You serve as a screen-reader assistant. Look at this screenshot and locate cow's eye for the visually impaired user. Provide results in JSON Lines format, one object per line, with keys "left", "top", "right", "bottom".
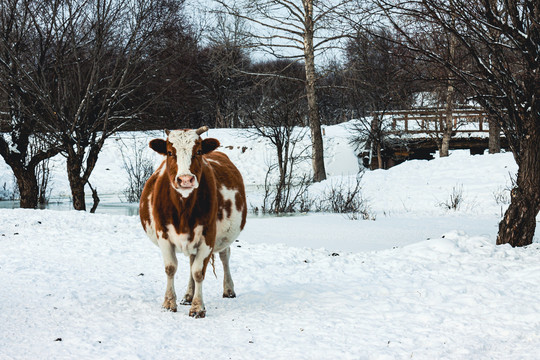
{"left": 197, "top": 150, "right": 202, "bottom": 156}
{"left": 167, "top": 151, "right": 173, "bottom": 156}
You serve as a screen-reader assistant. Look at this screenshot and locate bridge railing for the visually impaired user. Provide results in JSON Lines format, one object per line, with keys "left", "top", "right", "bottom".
{"left": 378, "top": 108, "right": 490, "bottom": 134}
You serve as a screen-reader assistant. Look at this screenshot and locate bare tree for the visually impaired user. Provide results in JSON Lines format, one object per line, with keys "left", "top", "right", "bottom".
{"left": 372, "top": 0, "right": 540, "bottom": 246}
{"left": 118, "top": 135, "right": 155, "bottom": 203}
{"left": 196, "top": 45, "right": 251, "bottom": 128}
{"left": 133, "top": 1, "right": 202, "bottom": 130}
{"left": 197, "top": 12, "right": 251, "bottom": 128}
{"left": 0, "top": 0, "right": 61, "bottom": 208}
{"left": 14, "top": 0, "right": 187, "bottom": 211}
{"left": 244, "top": 60, "right": 310, "bottom": 213}
{"left": 345, "top": 28, "right": 416, "bottom": 169}
{"left": 216, "top": 0, "right": 361, "bottom": 182}
{"left": 420, "top": 20, "right": 472, "bottom": 157}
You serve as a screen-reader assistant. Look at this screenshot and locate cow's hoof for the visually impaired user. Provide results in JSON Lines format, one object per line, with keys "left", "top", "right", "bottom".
{"left": 223, "top": 289, "right": 236, "bottom": 298}
{"left": 162, "top": 299, "right": 177, "bottom": 312}
{"left": 189, "top": 309, "right": 206, "bottom": 318}
{"left": 180, "top": 294, "right": 193, "bottom": 305}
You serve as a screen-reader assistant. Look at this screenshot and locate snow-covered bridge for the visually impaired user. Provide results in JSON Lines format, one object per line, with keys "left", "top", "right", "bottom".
{"left": 361, "top": 107, "right": 507, "bottom": 169}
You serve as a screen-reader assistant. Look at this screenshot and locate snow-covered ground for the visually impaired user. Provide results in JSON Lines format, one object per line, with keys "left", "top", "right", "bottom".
{"left": 1, "top": 123, "right": 540, "bottom": 359}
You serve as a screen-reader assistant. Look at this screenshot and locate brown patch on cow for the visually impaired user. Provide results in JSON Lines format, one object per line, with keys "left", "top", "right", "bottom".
{"left": 235, "top": 192, "right": 243, "bottom": 212}
{"left": 193, "top": 270, "right": 204, "bottom": 283}
{"left": 202, "top": 138, "right": 220, "bottom": 154}
{"left": 217, "top": 191, "right": 225, "bottom": 221}
{"left": 223, "top": 200, "right": 232, "bottom": 219}
{"left": 165, "top": 265, "right": 176, "bottom": 277}
{"left": 241, "top": 146, "right": 248, "bottom": 153}
{"left": 240, "top": 206, "right": 247, "bottom": 230}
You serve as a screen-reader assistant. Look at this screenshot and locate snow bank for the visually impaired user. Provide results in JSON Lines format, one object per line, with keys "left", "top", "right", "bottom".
{"left": 1, "top": 122, "right": 517, "bottom": 220}
{"left": 0, "top": 123, "right": 361, "bottom": 202}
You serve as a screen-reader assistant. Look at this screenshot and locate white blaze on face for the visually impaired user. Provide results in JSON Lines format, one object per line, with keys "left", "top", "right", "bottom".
{"left": 168, "top": 130, "right": 200, "bottom": 196}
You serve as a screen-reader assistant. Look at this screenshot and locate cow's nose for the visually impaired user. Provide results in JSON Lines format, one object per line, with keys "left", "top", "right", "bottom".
{"left": 178, "top": 175, "right": 195, "bottom": 187}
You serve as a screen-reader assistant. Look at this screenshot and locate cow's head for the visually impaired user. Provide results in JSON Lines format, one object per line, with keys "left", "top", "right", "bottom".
{"left": 149, "top": 126, "right": 220, "bottom": 197}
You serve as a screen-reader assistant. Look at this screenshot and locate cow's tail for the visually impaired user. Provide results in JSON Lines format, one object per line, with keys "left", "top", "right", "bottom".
{"left": 210, "top": 254, "right": 217, "bottom": 278}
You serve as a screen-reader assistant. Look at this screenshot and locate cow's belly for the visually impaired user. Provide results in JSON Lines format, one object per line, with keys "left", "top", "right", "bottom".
{"left": 141, "top": 183, "right": 245, "bottom": 255}
{"left": 144, "top": 220, "right": 205, "bottom": 257}
{"left": 215, "top": 212, "right": 243, "bottom": 253}
{"left": 169, "top": 225, "right": 204, "bottom": 257}
{"left": 145, "top": 216, "right": 241, "bottom": 255}
{"left": 214, "top": 185, "right": 244, "bottom": 253}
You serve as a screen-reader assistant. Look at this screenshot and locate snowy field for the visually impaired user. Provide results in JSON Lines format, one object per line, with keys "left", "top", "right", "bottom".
{"left": 1, "top": 123, "right": 540, "bottom": 359}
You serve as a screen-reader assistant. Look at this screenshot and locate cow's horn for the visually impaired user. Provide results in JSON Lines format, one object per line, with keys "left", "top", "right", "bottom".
{"left": 195, "top": 126, "right": 209, "bottom": 135}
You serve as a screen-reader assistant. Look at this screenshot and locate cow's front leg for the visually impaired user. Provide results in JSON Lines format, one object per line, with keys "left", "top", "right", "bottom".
{"left": 189, "top": 244, "right": 212, "bottom": 318}
{"left": 158, "top": 238, "right": 178, "bottom": 312}
{"left": 180, "top": 255, "right": 195, "bottom": 305}
{"left": 219, "top": 247, "right": 236, "bottom": 298}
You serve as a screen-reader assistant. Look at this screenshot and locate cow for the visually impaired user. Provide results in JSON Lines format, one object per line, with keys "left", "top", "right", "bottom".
{"left": 139, "top": 126, "right": 247, "bottom": 318}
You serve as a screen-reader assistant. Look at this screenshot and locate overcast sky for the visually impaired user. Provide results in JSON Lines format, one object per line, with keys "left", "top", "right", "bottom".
{"left": 183, "top": 0, "right": 348, "bottom": 66}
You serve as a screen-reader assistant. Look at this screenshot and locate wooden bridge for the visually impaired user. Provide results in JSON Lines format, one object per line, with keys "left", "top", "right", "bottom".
{"left": 361, "top": 107, "right": 506, "bottom": 169}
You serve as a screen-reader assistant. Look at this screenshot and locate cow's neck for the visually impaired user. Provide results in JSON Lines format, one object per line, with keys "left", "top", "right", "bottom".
{"left": 170, "top": 167, "right": 216, "bottom": 218}
{"left": 175, "top": 187, "right": 198, "bottom": 213}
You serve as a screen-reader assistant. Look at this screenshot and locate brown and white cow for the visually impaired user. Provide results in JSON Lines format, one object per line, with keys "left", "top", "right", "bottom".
{"left": 139, "top": 126, "right": 247, "bottom": 318}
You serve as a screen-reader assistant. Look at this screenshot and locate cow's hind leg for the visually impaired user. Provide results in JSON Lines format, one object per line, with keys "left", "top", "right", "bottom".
{"left": 180, "top": 255, "right": 195, "bottom": 305}
{"left": 158, "top": 238, "right": 178, "bottom": 312}
{"left": 219, "top": 247, "right": 236, "bottom": 298}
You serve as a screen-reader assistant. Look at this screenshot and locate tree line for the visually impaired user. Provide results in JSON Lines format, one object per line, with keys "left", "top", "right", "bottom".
{"left": 0, "top": 0, "right": 414, "bottom": 210}
{"left": 1, "top": 0, "right": 538, "bottom": 248}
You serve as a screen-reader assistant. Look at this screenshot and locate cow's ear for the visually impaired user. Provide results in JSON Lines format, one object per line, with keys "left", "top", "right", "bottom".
{"left": 149, "top": 139, "right": 167, "bottom": 155}
{"left": 201, "top": 138, "right": 220, "bottom": 154}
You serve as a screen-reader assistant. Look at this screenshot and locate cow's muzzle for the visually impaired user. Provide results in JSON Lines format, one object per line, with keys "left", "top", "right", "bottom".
{"left": 177, "top": 175, "right": 196, "bottom": 189}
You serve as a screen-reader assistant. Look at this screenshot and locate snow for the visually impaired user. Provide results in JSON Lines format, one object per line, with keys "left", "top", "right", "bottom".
{"left": 2, "top": 210, "right": 540, "bottom": 359}
{"left": 1, "top": 122, "right": 540, "bottom": 359}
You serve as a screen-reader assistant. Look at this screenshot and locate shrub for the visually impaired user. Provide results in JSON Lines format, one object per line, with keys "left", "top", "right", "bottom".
{"left": 317, "top": 174, "right": 375, "bottom": 220}
{"left": 118, "top": 135, "right": 155, "bottom": 203}
{"left": 438, "top": 184, "right": 464, "bottom": 211}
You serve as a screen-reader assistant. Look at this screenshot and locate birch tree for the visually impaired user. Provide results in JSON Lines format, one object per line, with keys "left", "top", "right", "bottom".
{"left": 216, "top": 0, "right": 359, "bottom": 182}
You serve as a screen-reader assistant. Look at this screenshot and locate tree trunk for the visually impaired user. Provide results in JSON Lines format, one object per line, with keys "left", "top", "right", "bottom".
{"left": 13, "top": 167, "right": 39, "bottom": 209}
{"left": 303, "top": 0, "right": 326, "bottom": 182}
{"left": 65, "top": 141, "right": 103, "bottom": 211}
{"left": 66, "top": 155, "right": 86, "bottom": 211}
{"left": 215, "top": 105, "right": 225, "bottom": 129}
{"left": 440, "top": 123, "right": 452, "bottom": 157}
{"left": 440, "top": 86, "right": 454, "bottom": 157}
{"left": 376, "top": 142, "right": 383, "bottom": 169}
{"left": 497, "top": 130, "right": 540, "bottom": 247}
{"left": 441, "top": 26, "right": 456, "bottom": 158}
{"left": 70, "top": 179, "right": 86, "bottom": 211}
{"left": 488, "top": 117, "right": 501, "bottom": 154}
